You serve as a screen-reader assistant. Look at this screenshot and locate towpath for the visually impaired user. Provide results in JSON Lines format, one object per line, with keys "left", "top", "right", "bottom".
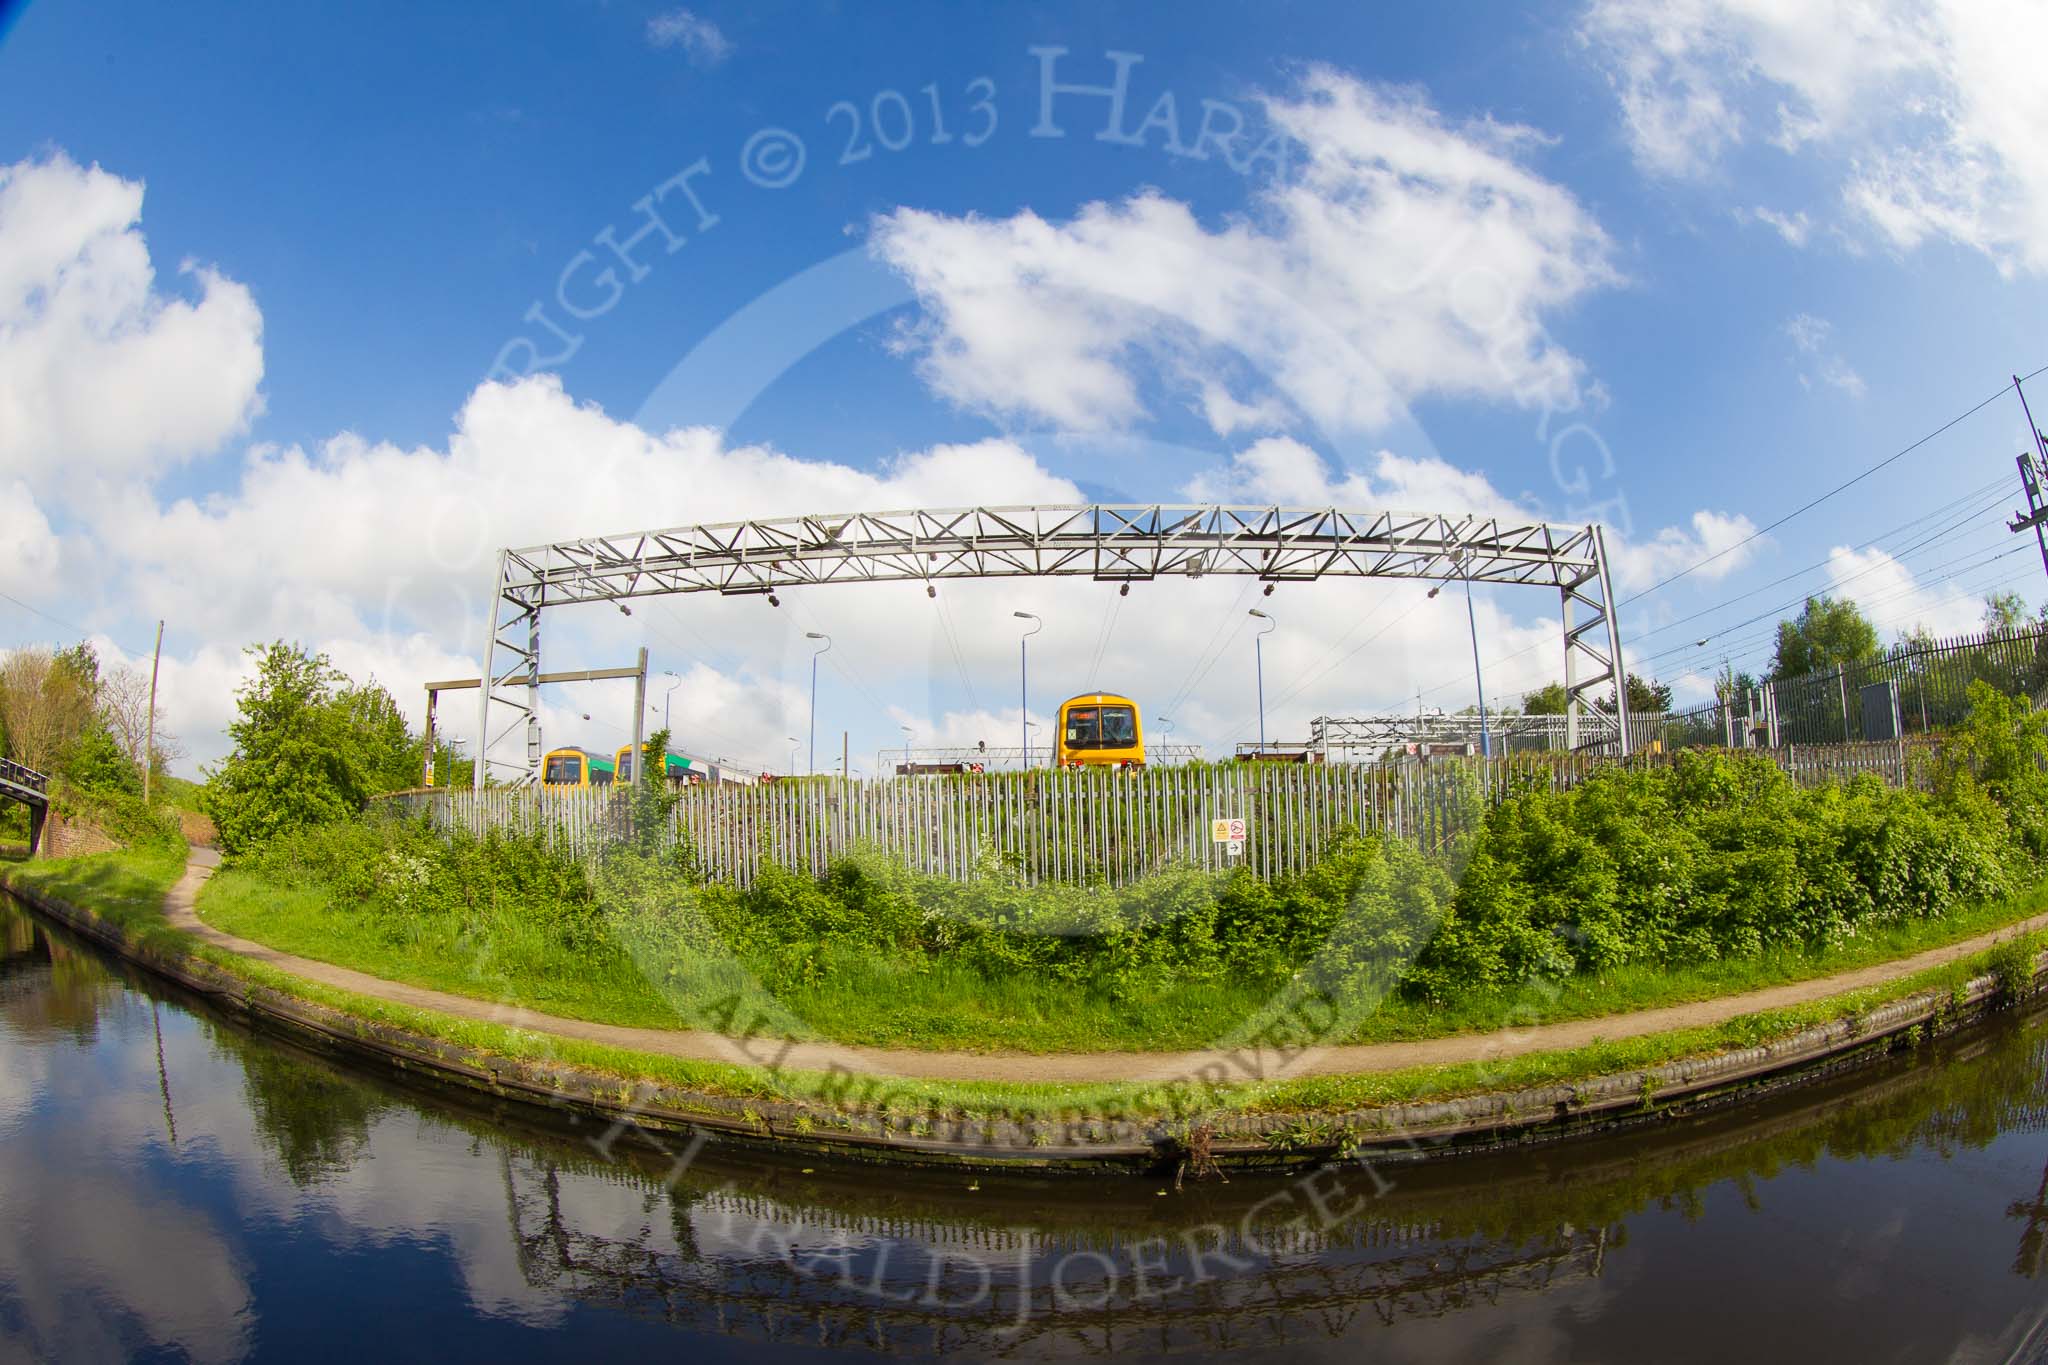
{"left": 161, "top": 848, "right": 2048, "bottom": 1085}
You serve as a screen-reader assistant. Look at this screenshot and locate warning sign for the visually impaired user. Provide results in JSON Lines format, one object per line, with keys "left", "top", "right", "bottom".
{"left": 1210, "top": 818, "right": 1247, "bottom": 845}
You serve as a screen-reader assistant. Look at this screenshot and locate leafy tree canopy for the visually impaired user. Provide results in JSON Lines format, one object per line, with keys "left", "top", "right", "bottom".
{"left": 1984, "top": 590, "right": 2029, "bottom": 637}
{"left": 202, "top": 643, "right": 428, "bottom": 855}
{"left": 1519, "top": 675, "right": 1670, "bottom": 715}
{"left": 1770, "top": 595, "right": 1880, "bottom": 680}
{"left": 1521, "top": 682, "right": 1567, "bottom": 715}
{"left": 1625, "top": 673, "right": 1673, "bottom": 714}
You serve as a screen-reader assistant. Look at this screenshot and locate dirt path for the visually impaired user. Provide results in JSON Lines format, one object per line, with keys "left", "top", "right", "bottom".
{"left": 164, "top": 850, "right": 2048, "bottom": 1086}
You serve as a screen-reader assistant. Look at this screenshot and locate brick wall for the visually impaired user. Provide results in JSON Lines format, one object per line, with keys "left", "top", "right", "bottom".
{"left": 36, "top": 813, "right": 121, "bottom": 860}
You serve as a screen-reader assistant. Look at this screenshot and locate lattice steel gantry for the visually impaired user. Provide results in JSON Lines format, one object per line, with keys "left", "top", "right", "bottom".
{"left": 475, "top": 504, "right": 1632, "bottom": 786}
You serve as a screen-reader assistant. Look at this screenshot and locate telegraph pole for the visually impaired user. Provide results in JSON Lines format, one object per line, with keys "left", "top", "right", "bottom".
{"left": 2009, "top": 375, "right": 2048, "bottom": 583}
{"left": 143, "top": 620, "right": 163, "bottom": 803}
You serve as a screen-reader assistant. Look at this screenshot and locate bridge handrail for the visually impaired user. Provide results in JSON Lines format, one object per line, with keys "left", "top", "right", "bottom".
{"left": 0, "top": 757, "right": 49, "bottom": 797}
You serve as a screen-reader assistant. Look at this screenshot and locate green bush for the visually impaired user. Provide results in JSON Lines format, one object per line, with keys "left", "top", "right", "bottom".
{"left": 1399, "top": 744, "right": 2036, "bottom": 1004}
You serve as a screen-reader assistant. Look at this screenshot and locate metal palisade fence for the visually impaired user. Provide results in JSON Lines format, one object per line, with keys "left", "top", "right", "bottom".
{"left": 380, "top": 739, "right": 1936, "bottom": 890}
{"left": 1653, "top": 624, "right": 2048, "bottom": 750}
{"left": 1768, "top": 625, "right": 2048, "bottom": 743}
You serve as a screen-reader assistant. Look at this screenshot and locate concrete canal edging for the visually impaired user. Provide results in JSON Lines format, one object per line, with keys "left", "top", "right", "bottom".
{"left": 6, "top": 860, "right": 2046, "bottom": 1175}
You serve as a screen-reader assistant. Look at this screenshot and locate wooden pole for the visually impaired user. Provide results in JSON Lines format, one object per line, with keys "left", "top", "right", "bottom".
{"left": 143, "top": 620, "right": 163, "bottom": 803}
{"left": 422, "top": 687, "right": 438, "bottom": 787}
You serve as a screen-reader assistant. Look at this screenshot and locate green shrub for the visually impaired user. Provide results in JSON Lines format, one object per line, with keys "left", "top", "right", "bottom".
{"left": 1398, "top": 743, "right": 2031, "bottom": 1003}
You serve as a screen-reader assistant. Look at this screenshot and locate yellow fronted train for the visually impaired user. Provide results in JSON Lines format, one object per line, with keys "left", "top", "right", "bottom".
{"left": 1055, "top": 693, "right": 1145, "bottom": 768}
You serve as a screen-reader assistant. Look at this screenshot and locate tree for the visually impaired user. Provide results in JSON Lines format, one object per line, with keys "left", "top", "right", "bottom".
{"left": 1625, "top": 673, "right": 1673, "bottom": 714}
{"left": 0, "top": 645, "right": 98, "bottom": 773}
{"left": 1984, "top": 590, "right": 2028, "bottom": 637}
{"left": 1770, "top": 595, "right": 1880, "bottom": 680}
{"left": 1714, "top": 662, "right": 1760, "bottom": 704}
{"left": 202, "top": 643, "right": 368, "bottom": 855}
{"left": 67, "top": 726, "right": 143, "bottom": 796}
{"left": 98, "top": 663, "right": 184, "bottom": 786}
{"left": 623, "top": 727, "right": 679, "bottom": 854}
{"left": 1519, "top": 676, "right": 1669, "bottom": 715}
{"left": 1521, "top": 682, "right": 1568, "bottom": 715}
{"left": 327, "top": 678, "right": 418, "bottom": 795}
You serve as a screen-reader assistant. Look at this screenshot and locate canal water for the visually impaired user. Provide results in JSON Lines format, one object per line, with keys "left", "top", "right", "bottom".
{"left": 6, "top": 893, "right": 2048, "bottom": 1363}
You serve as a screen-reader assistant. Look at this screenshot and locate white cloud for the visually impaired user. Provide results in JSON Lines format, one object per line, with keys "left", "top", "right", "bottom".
{"left": 1180, "top": 436, "right": 1759, "bottom": 591}
{"left": 645, "top": 9, "right": 731, "bottom": 66}
{"left": 57, "top": 375, "right": 1097, "bottom": 770}
{"left": 1607, "top": 508, "right": 1762, "bottom": 589}
{"left": 1739, "top": 205, "right": 1812, "bottom": 246}
{"left": 0, "top": 152, "right": 263, "bottom": 501}
{"left": 1582, "top": 0, "right": 2048, "bottom": 275}
{"left": 870, "top": 67, "right": 1618, "bottom": 438}
{"left": 1823, "top": 544, "right": 1984, "bottom": 638}
{"left": 0, "top": 481, "right": 61, "bottom": 594}
{"left": 96, "top": 375, "right": 1084, "bottom": 649}
{"left": 41, "top": 386, "right": 1745, "bottom": 771}
{"left": 1783, "top": 311, "right": 1866, "bottom": 397}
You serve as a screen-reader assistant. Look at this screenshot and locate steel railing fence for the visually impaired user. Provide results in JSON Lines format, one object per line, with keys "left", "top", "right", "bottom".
{"left": 379, "top": 737, "right": 1941, "bottom": 889}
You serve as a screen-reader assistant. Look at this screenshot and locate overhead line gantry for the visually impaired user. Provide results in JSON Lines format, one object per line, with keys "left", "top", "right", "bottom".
{"left": 476, "top": 503, "right": 1632, "bottom": 786}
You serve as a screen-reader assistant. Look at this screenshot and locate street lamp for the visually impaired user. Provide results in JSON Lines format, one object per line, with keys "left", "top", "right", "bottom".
{"left": 1013, "top": 611, "right": 1042, "bottom": 766}
{"left": 1248, "top": 609, "right": 1275, "bottom": 757}
{"left": 787, "top": 736, "right": 799, "bottom": 775}
{"left": 804, "top": 632, "right": 831, "bottom": 774}
{"left": 660, "top": 670, "right": 681, "bottom": 731}
{"left": 900, "top": 724, "right": 914, "bottom": 774}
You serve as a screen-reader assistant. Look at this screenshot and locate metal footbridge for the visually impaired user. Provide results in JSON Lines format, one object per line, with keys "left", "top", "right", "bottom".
{"left": 0, "top": 758, "right": 50, "bottom": 855}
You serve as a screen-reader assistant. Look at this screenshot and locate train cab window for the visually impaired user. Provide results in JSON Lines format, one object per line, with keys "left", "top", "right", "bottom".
{"left": 1065, "top": 705, "right": 1137, "bottom": 750}
{"left": 616, "top": 754, "right": 634, "bottom": 782}
{"left": 1098, "top": 706, "right": 1136, "bottom": 746}
{"left": 544, "top": 754, "right": 581, "bottom": 784}
{"left": 1065, "top": 707, "right": 1097, "bottom": 747}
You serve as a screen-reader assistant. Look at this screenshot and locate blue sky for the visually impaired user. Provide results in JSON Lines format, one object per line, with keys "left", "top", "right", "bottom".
{"left": 3, "top": 0, "right": 2045, "bottom": 776}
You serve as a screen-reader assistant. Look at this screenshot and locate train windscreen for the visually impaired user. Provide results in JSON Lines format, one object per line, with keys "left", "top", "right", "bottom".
{"left": 1065, "top": 705, "right": 1137, "bottom": 749}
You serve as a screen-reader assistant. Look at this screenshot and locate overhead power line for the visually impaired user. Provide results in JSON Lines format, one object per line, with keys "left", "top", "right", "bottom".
{"left": 1620, "top": 361, "right": 2048, "bottom": 607}
{"left": 1410, "top": 366, "right": 2048, "bottom": 708}
{"left": 0, "top": 589, "right": 151, "bottom": 660}
{"left": 1620, "top": 474, "right": 2010, "bottom": 653}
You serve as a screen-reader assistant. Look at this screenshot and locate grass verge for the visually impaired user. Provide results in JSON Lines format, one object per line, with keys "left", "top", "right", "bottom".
{"left": 196, "top": 858, "right": 2048, "bottom": 1055}
{"left": 3, "top": 846, "right": 189, "bottom": 936}
{"left": 12, "top": 849, "right": 2045, "bottom": 1131}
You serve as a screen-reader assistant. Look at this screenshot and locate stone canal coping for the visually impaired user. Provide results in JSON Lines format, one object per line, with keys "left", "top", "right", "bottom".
{"left": 6, "top": 851, "right": 2047, "bottom": 1174}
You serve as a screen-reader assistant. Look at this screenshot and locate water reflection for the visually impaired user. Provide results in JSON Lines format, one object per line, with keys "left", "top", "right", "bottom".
{"left": 5, "top": 892, "right": 2048, "bottom": 1362}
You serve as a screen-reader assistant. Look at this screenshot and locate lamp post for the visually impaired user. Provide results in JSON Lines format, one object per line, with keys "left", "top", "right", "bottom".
{"left": 1248, "top": 609, "right": 1275, "bottom": 757}
{"left": 900, "top": 724, "right": 913, "bottom": 774}
{"left": 660, "top": 670, "right": 681, "bottom": 730}
{"left": 804, "top": 632, "right": 831, "bottom": 774}
{"left": 1013, "top": 611, "right": 1042, "bottom": 766}
{"left": 787, "top": 736, "right": 799, "bottom": 775}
